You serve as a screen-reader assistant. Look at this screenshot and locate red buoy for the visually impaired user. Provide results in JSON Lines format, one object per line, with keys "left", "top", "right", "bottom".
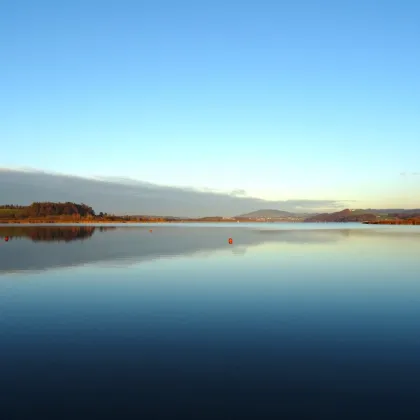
{"left": 150, "top": 229, "right": 153, "bottom": 233}
{"left": 228, "top": 238, "right": 233, "bottom": 244}
{"left": 4, "top": 236, "right": 9, "bottom": 242}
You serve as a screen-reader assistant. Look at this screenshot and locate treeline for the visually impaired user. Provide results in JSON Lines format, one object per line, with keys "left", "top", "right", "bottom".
{"left": 388, "top": 212, "right": 420, "bottom": 219}
{"left": 24, "top": 202, "right": 96, "bottom": 217}
{"left": 0, "top": 202, "right": 171, "bottom": 222}
{"left": 0, "top": 202, "right": 97, "bottom": 218}
{"left": 0, "top": 205, "right": 26, "bottom": 209}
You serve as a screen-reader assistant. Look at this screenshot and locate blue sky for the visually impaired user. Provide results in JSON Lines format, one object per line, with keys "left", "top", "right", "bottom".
{"left": 1, "top": 0, "right": 419, "bottom": 209}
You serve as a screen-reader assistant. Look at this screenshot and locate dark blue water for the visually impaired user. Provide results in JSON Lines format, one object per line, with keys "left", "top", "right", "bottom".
{"left": 1, "top": 224, "right": 420, "bottom": 419}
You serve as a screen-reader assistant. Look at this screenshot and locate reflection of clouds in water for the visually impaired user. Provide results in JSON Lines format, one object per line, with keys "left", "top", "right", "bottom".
{"left": 253, "top": 229, "right": 345, "bottom": 244}
{"left": 231, "top": 246, "right": 247, "bottom": 256}
{"left": 2, "top": 225, "right": 420, "bottom": 274}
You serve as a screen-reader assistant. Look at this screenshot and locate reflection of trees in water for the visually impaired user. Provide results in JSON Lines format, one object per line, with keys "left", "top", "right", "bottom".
{"left": 0, "top": 226, "right": 102, "bottom": 242}
{"left": 98, "top": 226, "right": 116, "bottom": 232}
{"left": 30, "top": 227, "right": 96, "bottom": 242}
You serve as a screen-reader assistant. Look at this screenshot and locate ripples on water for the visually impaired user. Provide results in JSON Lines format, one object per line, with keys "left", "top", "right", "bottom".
{"left": 1, "top": 224, "right": 420, "bottom": 419}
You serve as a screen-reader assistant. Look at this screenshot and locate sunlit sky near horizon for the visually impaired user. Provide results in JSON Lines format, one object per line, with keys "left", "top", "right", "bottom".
{"left": 1, "top": 0, "right": 420, "bottom": 209}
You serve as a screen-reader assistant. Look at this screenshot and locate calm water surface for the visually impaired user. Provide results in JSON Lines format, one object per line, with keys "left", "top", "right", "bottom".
{"left": 1, "top": 223, "right": 420, "bottom": 419}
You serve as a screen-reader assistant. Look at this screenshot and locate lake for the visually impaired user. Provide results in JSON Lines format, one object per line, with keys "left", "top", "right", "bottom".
{"left": 1, "top": 223, "right": 420, "bottom": 419}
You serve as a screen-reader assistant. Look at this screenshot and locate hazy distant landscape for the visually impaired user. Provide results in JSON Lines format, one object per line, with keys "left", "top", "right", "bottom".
{"left": 1, "top": 194, "right": 420, "bottom": 225}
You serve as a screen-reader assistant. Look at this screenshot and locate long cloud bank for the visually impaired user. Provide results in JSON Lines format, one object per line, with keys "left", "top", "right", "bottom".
{"left": 0, "top": 168, "right": 349, "bottom": 217}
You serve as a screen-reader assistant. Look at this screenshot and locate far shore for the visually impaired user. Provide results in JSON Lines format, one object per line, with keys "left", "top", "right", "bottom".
{"left": 1, "top": 218, "right": 418, "bottom": 226}
{"left": 362, "top": 221, "right": 420, "bottom": 225}
{"left": 0, "top": 219, "right": 300, "bottom": 225}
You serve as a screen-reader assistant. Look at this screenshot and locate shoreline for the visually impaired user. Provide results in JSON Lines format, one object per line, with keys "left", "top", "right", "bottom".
{"left": 362, "top": 221, "right": 420, "bottom": 225}
{"left": 0, "top": 220, "right": 301, "bottom": 225}
{"left": 1, "top": 219, "right": 418, "bottom": 226}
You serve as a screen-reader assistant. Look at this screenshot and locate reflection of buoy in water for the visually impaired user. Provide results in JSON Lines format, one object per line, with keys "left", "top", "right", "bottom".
{"left": 228, "top": 238, "right": 233, "bottom": 244}
{"left": 4, "top": 236, "right": 9, "bottom": 242}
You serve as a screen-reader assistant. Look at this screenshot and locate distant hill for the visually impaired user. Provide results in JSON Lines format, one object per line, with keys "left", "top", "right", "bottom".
{"left": 304, "top": 208, "right": 420, "bottom": 223}
{"left": 237, "top": 209, "right": 298, "bottom": 218}
{"left": 304, "top": 209, "right": 378, "bottom": 223}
